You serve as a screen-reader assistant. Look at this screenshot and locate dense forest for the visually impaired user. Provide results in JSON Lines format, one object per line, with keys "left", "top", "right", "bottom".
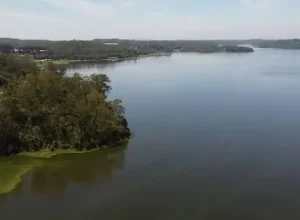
{"left": 0, "top": 38, "right": 146, "bottom": 60}
{"left": 0, "top": 38, "right": 255, "bottom": 61}
{"left": 0, "top": 54, "right": 130, "bottom": 156}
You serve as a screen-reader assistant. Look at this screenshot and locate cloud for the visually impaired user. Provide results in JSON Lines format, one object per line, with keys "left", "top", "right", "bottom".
{"left": 39, "top": 0, "right": 116, "bottom": 16}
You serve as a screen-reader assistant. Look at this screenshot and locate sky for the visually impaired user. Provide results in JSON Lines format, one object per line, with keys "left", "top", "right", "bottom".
{"left": 0, "top": 0, "right": 299, "bottom": 40}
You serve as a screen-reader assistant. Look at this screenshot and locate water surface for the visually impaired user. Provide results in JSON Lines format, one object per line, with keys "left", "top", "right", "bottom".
{"left": 1, "top": 49, "right": 300, "bottom": 219}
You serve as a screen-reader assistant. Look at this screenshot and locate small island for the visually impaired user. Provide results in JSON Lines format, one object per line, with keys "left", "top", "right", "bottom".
{"left": 0, "top": 54, "right": 131, "bottom": 156}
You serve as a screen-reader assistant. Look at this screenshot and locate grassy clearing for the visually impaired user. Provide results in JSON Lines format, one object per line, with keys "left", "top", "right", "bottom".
{"left": 35, "top": 59, "right": 71, "bottom": 65}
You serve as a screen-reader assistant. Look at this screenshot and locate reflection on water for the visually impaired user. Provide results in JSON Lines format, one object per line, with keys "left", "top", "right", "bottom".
{"left": 30, "top": 146, "right": 127, "bottom": 196}
{"left": 66, "top": 55, "right": 171, "bottom": 77}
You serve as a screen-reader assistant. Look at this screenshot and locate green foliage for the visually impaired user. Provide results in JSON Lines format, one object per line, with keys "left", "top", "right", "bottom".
{"left": 0, "top": 55, "right": 130, "bottom": 155}
{"left": 45, "top": 62, "right": 67, "bottom": 76}
{"left": 0, "top": 38, "right": 259, "bottom": 61}
{"left": 252, "top": 39, "right": 300, "bottom": 49}
{"left": 0, "top": 54, "right": 38, "bottom": 78}
{"left": 1, "top": 38, "right": 142, "bottom": 60}
{"left": 89, "top": 73, "right": 111, "bottom": 97}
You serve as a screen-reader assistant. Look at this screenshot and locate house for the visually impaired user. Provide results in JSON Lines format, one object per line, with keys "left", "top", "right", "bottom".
{"left": 104, "top": 43, "right": 119, "bottom": 46}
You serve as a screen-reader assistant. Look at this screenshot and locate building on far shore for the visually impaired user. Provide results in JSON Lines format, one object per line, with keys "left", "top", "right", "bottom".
{"left": 104, "top": 42, "right": 119, "bottom": 46}
{"left": 0, "top": 45, "right": 47, "bottom": 55}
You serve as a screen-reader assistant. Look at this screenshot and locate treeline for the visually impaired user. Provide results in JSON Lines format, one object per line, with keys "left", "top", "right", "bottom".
{"left": 0, "top": 38, "right": 256, "bottom": 61}
{"left": 0, "top": 38, "right": 148, "bottom": 60}
{"left": 0, "top": 54, "right": 39, "bottom": 85}
{"left": 0, "top": 54, "right": 130, "bottom": 156}
{"left": 101, "top": 39, "right": 253, "bottom": 53}
{"left": 2, "top": 38, "right": 300, "bottom": 61}
{"left": 250, "top": 39, "right": 300, "bottom": 49}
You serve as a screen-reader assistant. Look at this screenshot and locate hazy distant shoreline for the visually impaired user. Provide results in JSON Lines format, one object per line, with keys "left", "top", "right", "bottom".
{"left": 0, "top": 38, "right": 298, "bottom": 62}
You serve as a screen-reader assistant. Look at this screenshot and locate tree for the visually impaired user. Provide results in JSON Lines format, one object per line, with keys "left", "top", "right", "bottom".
{"left": 0, "top": 54, "right": 38, "bottom": 78}
{"left": 46, "top": 62, "right": 67, "bottom": 76}
{"left": 89, "top": 74, "right": 111, "bottom": 97}
{"left": 0, "top": 55, "right": 130, "bottom": 155}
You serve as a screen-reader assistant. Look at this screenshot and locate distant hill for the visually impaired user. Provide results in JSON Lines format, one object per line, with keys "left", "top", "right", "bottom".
{"left": 12, "top": 37, "right": 300, "bottom": 60}
{"left": 249, "top": 39, "right": 300, "bottom": 49}
{"left": 0, "top": 38, "right": 256, "bottom": 60}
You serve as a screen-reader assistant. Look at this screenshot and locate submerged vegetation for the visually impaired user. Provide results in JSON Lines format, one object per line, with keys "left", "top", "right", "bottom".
{"left": 0, "top": 156, "right": 42, "bottom": 194}
{"left": 0, "top": 54, "right": 130, "bottom": 156}
{"left": 0, "top": 144, "right": 127, "bottom": 195}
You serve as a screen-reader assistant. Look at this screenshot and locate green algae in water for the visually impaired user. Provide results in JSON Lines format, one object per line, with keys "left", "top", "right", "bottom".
{"left": 0, "top": 146, "right": 127, "bottom": 195}
{"left": 0, "top": 157, "right": 43, "bottom": 194}
{"left": 0, "top": 149, "right": 95, "bottom": 194}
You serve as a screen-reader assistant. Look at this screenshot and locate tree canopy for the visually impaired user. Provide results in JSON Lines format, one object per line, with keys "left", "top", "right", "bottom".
{"left": 0, "top": 54, "right": 39, "bottom": 85}
{"left": 0, "top": 54, "right": 130, "bottom": 156}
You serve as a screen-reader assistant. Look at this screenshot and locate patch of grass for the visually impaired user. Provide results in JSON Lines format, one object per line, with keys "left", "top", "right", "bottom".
{"left": 51, "top": 60, "right": 70, "bottom": 65}
{"left": 138, "top": 53, "right": 171, "bottom": 58}
{"left": 19, "top": 148, "right": 99, "bottom": 159}
{"left": 35, "top": 59, "right": 70, "bottom": 65}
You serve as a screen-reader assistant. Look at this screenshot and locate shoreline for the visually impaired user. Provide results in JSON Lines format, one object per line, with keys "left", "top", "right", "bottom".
{"left": 18, "top": 148, "right": 100, "bottom": 159}
{"left": 34, "top": 53, "right": 172, "bottom": 65}
{"left": 34, "top": 49, "right": 253, "bottom": 65}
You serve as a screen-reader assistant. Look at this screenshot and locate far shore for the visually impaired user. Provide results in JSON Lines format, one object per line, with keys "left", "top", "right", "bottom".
{"left": 34, "top": 47, "right": 254, "bottom": 65}
{"left": 35, "top": 53, "right": 172, "bottom": 65}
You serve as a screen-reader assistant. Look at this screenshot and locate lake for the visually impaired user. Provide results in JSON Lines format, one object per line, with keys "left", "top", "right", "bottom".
{"left": 2, "top": 48, "right": 300, "bottom": 219}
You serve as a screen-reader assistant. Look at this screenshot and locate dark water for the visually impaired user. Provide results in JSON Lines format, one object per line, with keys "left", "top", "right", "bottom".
{"left": 2, "top": 49, "right": 300, "bottom": 219}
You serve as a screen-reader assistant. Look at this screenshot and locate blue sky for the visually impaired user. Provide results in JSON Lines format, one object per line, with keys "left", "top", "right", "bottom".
{"left": 0, "top": 0, "right": 299, "bottom": 40}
